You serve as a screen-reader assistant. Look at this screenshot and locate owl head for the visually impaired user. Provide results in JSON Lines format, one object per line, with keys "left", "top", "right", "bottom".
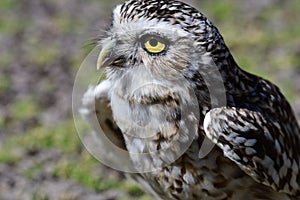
{"left": 97, "top": 0, "right": 229, "bottom": 85}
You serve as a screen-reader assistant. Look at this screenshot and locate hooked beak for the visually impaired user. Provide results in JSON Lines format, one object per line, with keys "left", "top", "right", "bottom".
{"left": 97, "top": 39, "right": 125, "bottom": 70}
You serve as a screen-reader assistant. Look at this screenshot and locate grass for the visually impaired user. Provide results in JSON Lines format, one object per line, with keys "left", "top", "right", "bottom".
{"left": 0, "top": 0, "right": 17, "bottom": 10}
{"left": 0, "top": 73, "right": 11, "bottom": 94}
{"left": 10, "top": 98, "right": 40, "bottom": 122}
{"left": 0, "top": 118, "right": 148, "bottom": 198}
{"left": 0, "top": 120, "right": 79, "bottom": 164}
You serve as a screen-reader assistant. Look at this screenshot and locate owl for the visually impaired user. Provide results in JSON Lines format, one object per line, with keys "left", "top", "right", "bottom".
{"left": 80, "top": 0, "right": 300, "bottom": 199}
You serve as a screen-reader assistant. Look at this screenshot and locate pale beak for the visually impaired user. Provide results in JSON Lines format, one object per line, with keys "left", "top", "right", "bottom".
{"left": 97, "top": 39, "right": 122, "bottom": 70}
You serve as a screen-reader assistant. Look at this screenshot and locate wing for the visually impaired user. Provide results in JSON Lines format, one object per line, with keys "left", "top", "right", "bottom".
{"left": 203, "top": 106, "right": 300, "bottom": 196}
{"left": 80, "top": 80, "right": 126, "bottom": 151}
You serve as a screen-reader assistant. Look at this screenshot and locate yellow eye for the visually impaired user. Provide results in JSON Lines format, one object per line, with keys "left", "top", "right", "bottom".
{"left": 144, "top": 39, "right": 166, "bottom": 53}
{"left": 141, "top": 34, "right": 168, "bottom": 55}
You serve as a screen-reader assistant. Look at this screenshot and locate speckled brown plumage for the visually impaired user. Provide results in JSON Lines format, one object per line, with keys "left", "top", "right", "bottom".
{"left": 81, "top": 0, "right": 300, "bottom": 199}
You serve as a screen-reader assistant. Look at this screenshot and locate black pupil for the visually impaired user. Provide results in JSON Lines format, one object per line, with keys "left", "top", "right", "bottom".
{"left": 149, "top": 38, "right": 158, "bottom": 46}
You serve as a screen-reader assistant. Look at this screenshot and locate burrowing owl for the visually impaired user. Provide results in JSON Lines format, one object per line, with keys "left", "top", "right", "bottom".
{"left": 81, "top": 0, "right": 300, "bottom": 199}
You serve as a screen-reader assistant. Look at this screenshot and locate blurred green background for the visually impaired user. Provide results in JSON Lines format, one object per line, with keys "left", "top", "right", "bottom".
{"left": 0, "top": 0, "right": 299, "bottom": 199}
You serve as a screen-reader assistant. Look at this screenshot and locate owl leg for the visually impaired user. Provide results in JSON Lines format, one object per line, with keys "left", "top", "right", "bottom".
{"left": 203, "top": 107, "right": 300, "bottom": 195}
